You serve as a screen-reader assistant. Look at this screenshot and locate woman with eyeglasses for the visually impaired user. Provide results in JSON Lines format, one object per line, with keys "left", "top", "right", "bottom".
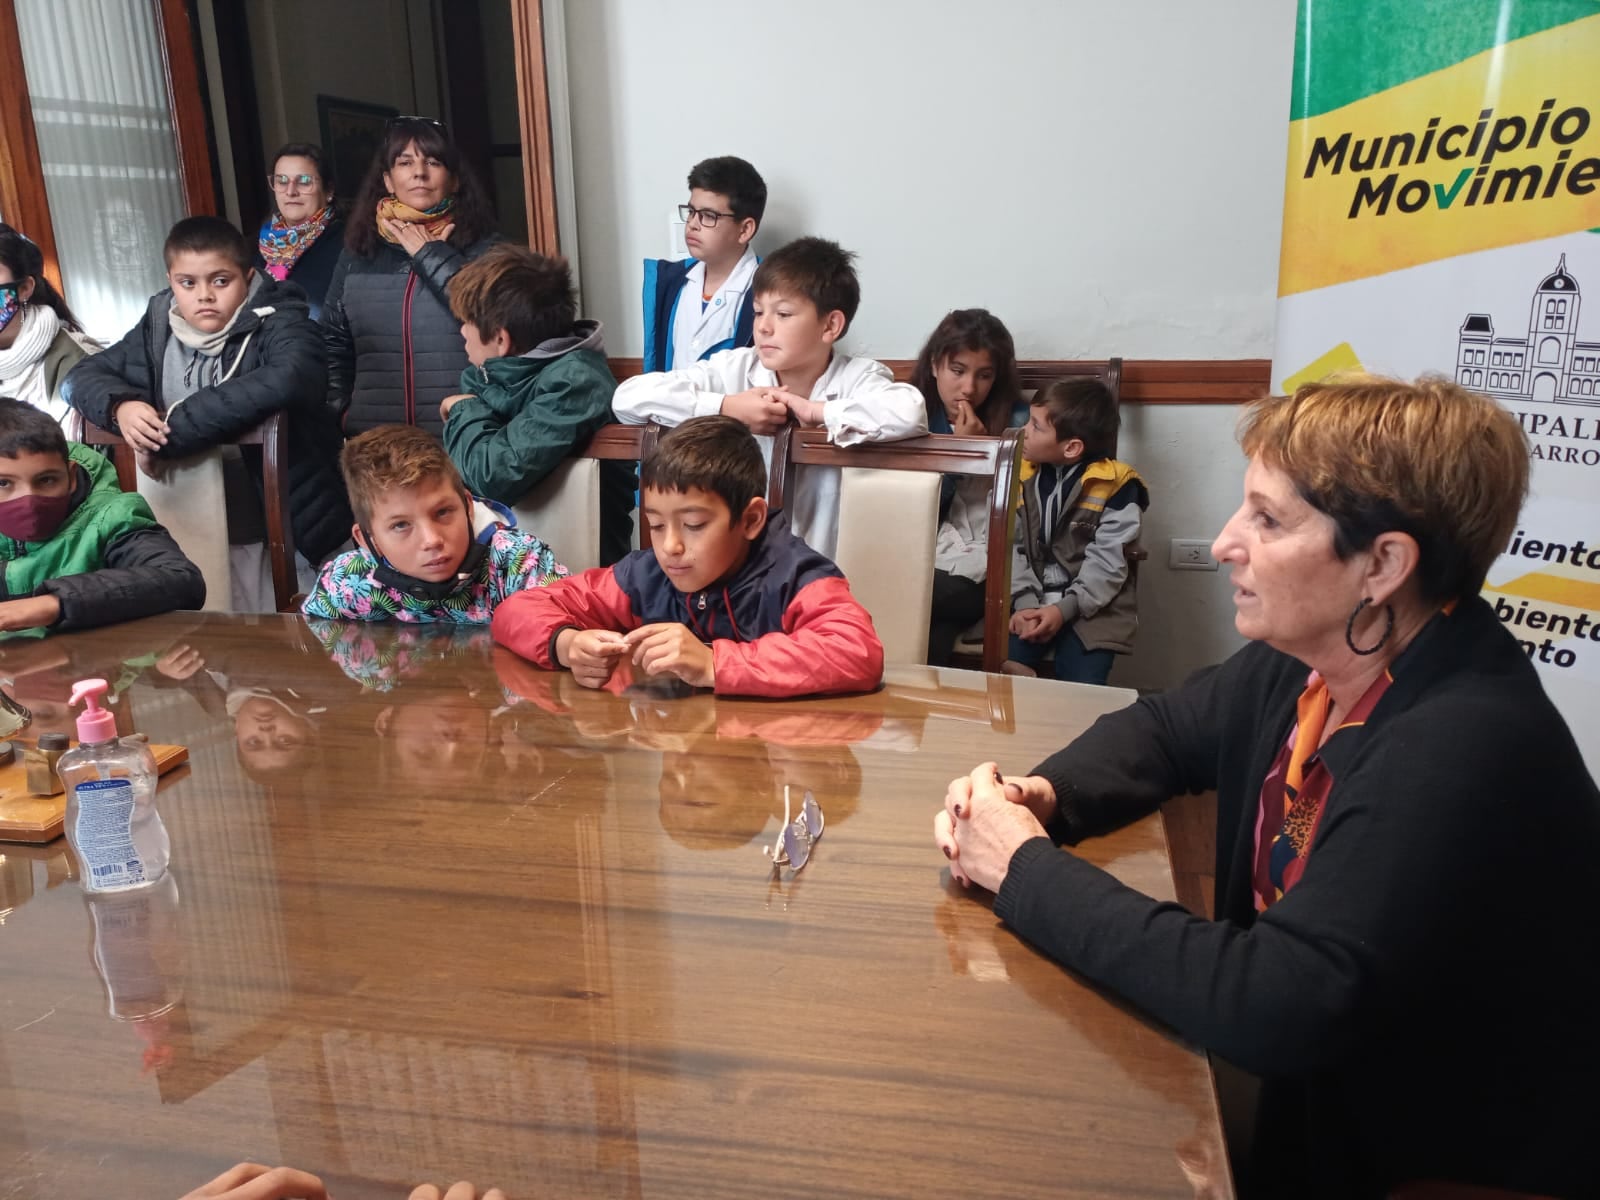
{"left": 0, "top": 224, "right": 97, "bottom": 435}
{"left": 322, "top": 117, "right": 499, "bottom": 437}
{"left": 252, "top": 143, "right": 344, "bottom": 320}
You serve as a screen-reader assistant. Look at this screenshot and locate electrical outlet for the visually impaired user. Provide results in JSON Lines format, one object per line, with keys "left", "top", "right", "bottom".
{"left": 1168, "top": 539, "right": 1218, "bottom": 571}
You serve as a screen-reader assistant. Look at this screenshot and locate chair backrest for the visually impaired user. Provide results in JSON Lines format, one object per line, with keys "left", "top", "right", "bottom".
{"left": 782, "top": 428, "right": 1023, "bottom": 673}
{"left": 82, "top": 413, "right": 299, "bottom": 612}
{"left": 511, "top": 457, "right": 601, "bottom": 575}
{"left": 586, "top": 422, "right": 659, "bottom": 552}
{"left": 831, "top": 468, "right": 942, "bottom": 665}
{"left": 1011, "top": 357, "right": 1125, "bottom": 452}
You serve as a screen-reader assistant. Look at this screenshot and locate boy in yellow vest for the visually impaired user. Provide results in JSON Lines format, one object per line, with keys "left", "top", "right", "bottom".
{"left": 1009, "top": 378, "right": 1149, "bottom": 684}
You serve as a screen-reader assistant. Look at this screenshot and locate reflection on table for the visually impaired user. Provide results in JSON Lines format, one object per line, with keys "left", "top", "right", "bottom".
{"left": 0, "top": 613, "right": 1229, "bottom": 1199}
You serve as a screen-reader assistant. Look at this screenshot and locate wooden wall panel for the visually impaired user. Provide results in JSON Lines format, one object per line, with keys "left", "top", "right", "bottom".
{"left": 511, "top": 0, "right": 560, "bottom": 255}
{"left": 606, "top": 357, "right": 1273, "bottom": 404}
{"left": 0, "top": 0, "right": 62, "bottom": 291}
{"left": 153, "top": 0, "right": 218, "bottom": 217}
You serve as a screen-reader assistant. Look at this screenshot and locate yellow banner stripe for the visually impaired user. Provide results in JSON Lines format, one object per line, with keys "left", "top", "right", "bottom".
{"left": 1279, "top": 16, "right": 1600, "bottom": 296}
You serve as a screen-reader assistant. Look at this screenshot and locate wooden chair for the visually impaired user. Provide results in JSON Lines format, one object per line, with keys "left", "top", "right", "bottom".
{"left": 510, "top": 423, "right": 660, "bottom": 571}
{"left": 952, "top": 357, "right": 1139, "bottom": 668}
{"left": 512, "top": 459, "right": 602, "bottom": 573}
{"left": 776, "top": 428, "right": 1024, "bottom": 673}
{"left": 83, "top": 414, "right": 298, "bottom": 613}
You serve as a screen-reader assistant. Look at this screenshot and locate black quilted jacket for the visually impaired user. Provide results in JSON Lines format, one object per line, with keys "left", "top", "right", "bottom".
{"left": 63, "top": 277, "right": 353, "bottom": 562}
{"left": 321, "top": 235, "right": 497, "bottom": 438}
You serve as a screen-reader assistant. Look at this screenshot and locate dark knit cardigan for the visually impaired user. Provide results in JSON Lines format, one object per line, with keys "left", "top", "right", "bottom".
{"left": 995, "top": 596, "right": 1600, "bottom": 1198}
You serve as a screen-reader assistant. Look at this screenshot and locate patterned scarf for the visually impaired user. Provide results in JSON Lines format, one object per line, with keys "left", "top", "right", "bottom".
{"left": 258, "top": 204, "right": 332, "bottom": 281}
{"left": 1253, "top": 669, "right": 1392, "bottom": 909}
{"left": 375, "top": 194, "right": 456, "bottom": 245}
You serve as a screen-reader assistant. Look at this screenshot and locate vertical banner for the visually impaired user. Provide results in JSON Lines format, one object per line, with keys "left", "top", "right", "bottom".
{"left": 1273, "top": 1, "right": 1600, "bottom": 775}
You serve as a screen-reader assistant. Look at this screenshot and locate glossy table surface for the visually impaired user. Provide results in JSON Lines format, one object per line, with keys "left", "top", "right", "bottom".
{"left": 0, "top": 614, "right": 1228, "bottom": 1198}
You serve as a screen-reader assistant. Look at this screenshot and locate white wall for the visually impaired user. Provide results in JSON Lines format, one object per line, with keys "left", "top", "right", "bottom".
{"left": 559, "top": 0, "right": 1299, "bottom": 688}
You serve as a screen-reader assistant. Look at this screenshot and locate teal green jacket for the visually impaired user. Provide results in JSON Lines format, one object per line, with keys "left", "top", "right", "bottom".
{"left": 1, "top": 443, "right": 205, "bottom": 631}
{"left": 441, "top": 320, "right": 634, "bottom": 565}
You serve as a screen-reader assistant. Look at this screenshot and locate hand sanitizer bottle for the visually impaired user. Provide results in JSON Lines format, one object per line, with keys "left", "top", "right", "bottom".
{"left": 59, "top": 678, "right": 168, "bottom": 894}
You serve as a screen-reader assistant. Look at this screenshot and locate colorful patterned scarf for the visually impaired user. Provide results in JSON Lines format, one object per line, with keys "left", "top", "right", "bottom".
{"left": 257, "top": 204, "right": 332, "bottom": 281}
{"left": 375, "top": 194, "right": 456, "bottom": 245}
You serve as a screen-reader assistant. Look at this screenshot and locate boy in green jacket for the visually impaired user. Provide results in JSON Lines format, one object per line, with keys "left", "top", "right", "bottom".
{"left": 439, "top": 244, "right": 633, "bottom": 566}
{"left": 0, "top": 396, "right": 203, "bottom": 634}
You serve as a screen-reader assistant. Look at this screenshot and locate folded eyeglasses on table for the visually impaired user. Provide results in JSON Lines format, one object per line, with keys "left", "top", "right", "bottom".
{"left": 765, "top": 785, "right": 824, "bottom": 871}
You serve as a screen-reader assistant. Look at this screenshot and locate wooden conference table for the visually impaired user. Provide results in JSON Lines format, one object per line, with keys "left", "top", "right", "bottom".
{"left": 0, "top": 614, "right": 1229, "bottom": 1198}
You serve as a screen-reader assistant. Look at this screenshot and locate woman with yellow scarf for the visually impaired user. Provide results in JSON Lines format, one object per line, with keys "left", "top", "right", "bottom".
{"left": 322, "top": 117, "right": 499, "bottom": 437}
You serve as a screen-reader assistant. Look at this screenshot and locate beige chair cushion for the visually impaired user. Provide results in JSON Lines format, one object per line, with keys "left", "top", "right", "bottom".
{"left": 137, "top": 449, "right": 230, "bottom": 612}
{"left": 509, "top": 457, "right": 601, "bottom": 575}
{"left": 830, "top": 467, "right": 940, "bottom": 666}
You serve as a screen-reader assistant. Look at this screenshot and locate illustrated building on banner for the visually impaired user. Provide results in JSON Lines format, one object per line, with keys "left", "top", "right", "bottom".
{"left": 1456, "top": 256, "right": 1600, "bottom": 408}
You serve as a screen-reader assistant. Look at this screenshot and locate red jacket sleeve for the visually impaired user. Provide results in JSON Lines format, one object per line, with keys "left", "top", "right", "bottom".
{"left": 711, "top": 575, "right": 884, "bottom": 698}
{"left": 491, "top": 566, "right": 640, "bottom": 667}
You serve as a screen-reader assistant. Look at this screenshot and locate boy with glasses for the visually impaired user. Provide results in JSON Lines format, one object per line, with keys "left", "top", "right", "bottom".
{"left": 643, "top": 156, "right": 766, "bottom": 372}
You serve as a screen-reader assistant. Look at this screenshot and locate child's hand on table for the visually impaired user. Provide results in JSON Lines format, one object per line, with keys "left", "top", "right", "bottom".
{"left": 556, "top": 628, "right": 629, "bottom": 689}
{"left": 0, "top": 595, "right": 60, "bottom": 632}
{"left": 625, "top": 622, "right": 714, "bottom": 689}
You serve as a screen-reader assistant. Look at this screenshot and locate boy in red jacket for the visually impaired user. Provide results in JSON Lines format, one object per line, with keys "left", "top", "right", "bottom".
{"left": 491, "top": 415, "right": 883, "bottom": 697}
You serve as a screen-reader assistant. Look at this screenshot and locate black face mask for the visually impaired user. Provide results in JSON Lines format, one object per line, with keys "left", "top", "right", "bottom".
{"left": 360, "top": 521, "right": 489, "bottom": 603}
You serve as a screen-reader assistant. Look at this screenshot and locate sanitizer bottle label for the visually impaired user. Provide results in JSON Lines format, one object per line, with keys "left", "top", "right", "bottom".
{"left": 73, "top": 779, "right": 147, "bottom": 887}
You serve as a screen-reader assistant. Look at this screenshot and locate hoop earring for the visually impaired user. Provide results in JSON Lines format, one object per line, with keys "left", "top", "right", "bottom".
{"left": 1345, "top": 598, "right": 1395, "bottom": 656}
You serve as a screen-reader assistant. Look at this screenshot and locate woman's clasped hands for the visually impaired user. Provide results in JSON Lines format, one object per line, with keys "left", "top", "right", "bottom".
{"left": 933, "top": 762, "right": 1057, "bottom": 893}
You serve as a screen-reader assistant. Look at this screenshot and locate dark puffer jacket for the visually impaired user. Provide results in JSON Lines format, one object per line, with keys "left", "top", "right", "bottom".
{"left": 321, "top": 235, "right": 497, "bottom": 438}
{"left": 63, "top": 277, "right": 353, "bottom": 562}
{"left": 250, "top": 215, "right": 346, "bottom": 320}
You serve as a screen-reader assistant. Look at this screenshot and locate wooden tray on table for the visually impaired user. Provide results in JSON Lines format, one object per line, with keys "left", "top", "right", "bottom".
{"left": 0, "top": 743, "right": 189, "bottom": 843}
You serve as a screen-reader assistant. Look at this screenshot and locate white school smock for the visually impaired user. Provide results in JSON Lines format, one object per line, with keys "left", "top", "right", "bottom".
{"left": 669, "top": 248, "right": 759, "bottom": 369}
{"left": 613, "top": 347, "right": 928, "bottom": 559}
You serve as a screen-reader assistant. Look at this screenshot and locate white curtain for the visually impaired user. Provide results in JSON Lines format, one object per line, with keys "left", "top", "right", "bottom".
{"left": 14, "top": 0, "right": 187, "bottom": 344}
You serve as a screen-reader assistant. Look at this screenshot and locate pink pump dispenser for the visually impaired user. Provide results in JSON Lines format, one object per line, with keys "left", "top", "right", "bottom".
{"left": 58, "top": 677, "right": 168, "bottom": 893}
{"left": 69, "top": 678, "right": 117, "bottom": 744}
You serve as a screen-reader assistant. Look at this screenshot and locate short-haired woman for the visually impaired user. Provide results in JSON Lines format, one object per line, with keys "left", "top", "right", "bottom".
{"left": 934, "top": 375, "right": 1600, "bottom": 1197}
{"left": 253, "top": 142, "right": 344, "bottom": 319}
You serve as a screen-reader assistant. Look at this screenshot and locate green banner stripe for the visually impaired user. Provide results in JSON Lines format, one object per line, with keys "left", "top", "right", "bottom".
{"left": 1290, "top": 0, "right": 1600, "bottom": 121}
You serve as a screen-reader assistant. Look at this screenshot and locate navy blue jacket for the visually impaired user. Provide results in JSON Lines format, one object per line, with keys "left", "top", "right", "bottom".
{"left": 641, "top": 257, "right": 757, "bottom": 373}
{"left": 492, "top": 512, "right": 884, "bottom": 697}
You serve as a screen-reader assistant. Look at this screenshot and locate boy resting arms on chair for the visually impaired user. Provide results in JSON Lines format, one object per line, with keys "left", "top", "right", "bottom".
{"left": 612, "top": 237, "right": 926, "bottom": 560}
{"left": 492, "top": 416, "right": 883, "bottom": 697}
{"left": 437, "top": 243, "right": 632, "bottom": 566}
{"left": 63, "top": 216, "right": 350, "bottom": 610}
